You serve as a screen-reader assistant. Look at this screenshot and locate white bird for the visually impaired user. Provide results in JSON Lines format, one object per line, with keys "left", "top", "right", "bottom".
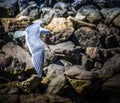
{"left": 14, "top": 21, "right": 50, "bottom": 77}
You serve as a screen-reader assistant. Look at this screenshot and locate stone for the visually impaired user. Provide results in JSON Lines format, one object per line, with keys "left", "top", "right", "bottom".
{"left": 81, "top": 54, "right": 94, "bottom": 71}
{"left": 21, "top": 75, "right": 41, "bottom": 92}
{"left": 94, "top": 62, "right": 102, "bottom": 69}
{"left": 101, "top": 8, "right": 120, "bottom": 24}
{"left": 65, "top": 75, "right": 92, "bottom": 94}
{"left": 2, "top": 42, "right": 33, "bottom": 70}
{"left": 97, "top": 53, "right": 120, "bottom": 79}
{"left": 74, "top": 27, "right": 99, "bottom": 49}
{"left": 43, "top": 64, "right": 65, "bottom": 77}
{"left": 45, "top": 17, "right": 74, "bottom": 34}
{"left": 48, "top": 41, "right": 82, "bottom": 64}
{"left": 47, "top": 74, "right": 66, "bottom": 94}
{"left": 113, "top": 14, "right": 120, "bottom": 28}
{"left": 0, "top": 25, "right": 5, "bottom": 36}
{"left": 76, "top": 5, "right": 102, "bottom": 23}
{"left": 1, "top": 18, "right": 31, "bottom": 33}
{"left": 86, "top": 47, "right": 98, "bottom": 59}
{"left": 65, "top": 65, "right": 93, "bottom": 80}
{"left": 102, "top": 74, "right": 120, "bottom": 94}
{"left": 0, "top": 94, "right": 19, "bottom": 103}
{"left": 0, "top": 0, "right": 18, "bottom": 17}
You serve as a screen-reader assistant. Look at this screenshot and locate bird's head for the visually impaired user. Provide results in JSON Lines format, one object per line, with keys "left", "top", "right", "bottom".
{"left": 14, "top": 21, "right": 50, "bottom": 39}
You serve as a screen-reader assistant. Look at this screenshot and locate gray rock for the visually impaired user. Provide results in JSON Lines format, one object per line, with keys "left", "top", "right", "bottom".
{"left": 101, "top": 8, "right": 120, "bottom": 24}
{"left": 76, "top": 5, "right": 102, "bottom": 23}
{"left": 65, "top": 65, "right": 93, "bottom": 80}
{"left": 0, "top": 0, "right": 18, "bottom": 17}
{"left": 97, "top": 54, "right": 120, "bottom": 79}
{"left": 47, "top": 74, "right": 66, "bottom": 94}
{"left": 43, "top": 64, "right": 65, "bottom": 77}
{"left": 2, "top": 42, "right": 33, "bottom": 69}
{"left": 48, "top": 41, "right": 82, "bottom": 64}
{"left": 74, "top": 27, "right": 99, "bottom": 49}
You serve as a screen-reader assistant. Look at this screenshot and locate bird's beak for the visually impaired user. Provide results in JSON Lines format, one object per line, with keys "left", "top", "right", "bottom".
{"left": 13, "top": 31, "right": 27, "bottom": 39}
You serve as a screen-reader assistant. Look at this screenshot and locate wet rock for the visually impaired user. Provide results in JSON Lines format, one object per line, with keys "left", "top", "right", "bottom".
{"left": 48, "top": 41, "right": 82, "bottom": 64}
{"left": 74, "top": 27, "right": 99, "bottom": 49}
{"left": 0, "top": 94, "right": 19, "bottom": 103}
{"left": 21, "top": 75, "right": 41, "bottom": 92}
{"left": 86, "top": 47, "right": 98, "bottom": 59}
{"left": 45, "top": 17, "right": 74, "bottom": 35}
{"left": 65, "top": 65, "right": 93, "bottom": 80}
{"left": 65, "top": 75, "right": 92, "bottom": 94}
{"left": 101, "top": 8, "right": 120, "bottom": 24}
{"left": 76, "top": 5, "right": 102, "bottom": 23}
{"left": 1, "top": 18, "right": 31, "bottom": 33}
{"left": 2, "top": 42, "right": 33, "bottom": 70}
{"left": 81, "top": 54, "right": 94, "bottom": 71}
{"left": 97, "top": 53, "right": 120, "bottom": 79}
{"left": 102, "top": 73, "right": 120, "bottom": 94}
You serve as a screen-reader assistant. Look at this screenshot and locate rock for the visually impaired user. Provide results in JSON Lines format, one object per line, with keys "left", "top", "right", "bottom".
{"left": 19, "top": 94, "right": 72, "bottom": 103}
{"left": 65, "top": 75, "right": 92, "bottom": 94}
{"left": 65, "top": 65, "right": 93, "bottom": 80}
{"left": 20, "top": 94, "right": 49, "bottom": 103}
{"left": 81, "top": 54, "right": 94, "bottom": 71}
{"left": 2, "top": 42, "right": 33, "bottom": 71}
{"left": 21, "top": 75, "right": 41, "bottom": 92}
{"left": 43, "top": 64, "right": 65, "bottom": 77}
{"left": 46, "top": 74, "right": 66, "bottom": 94}
{"left": 1, "top": 18, "right": 31, "bottom": 33}
{"left": 86, "top": 47, "right": 98, "bottom": 59}
{"left": 0, "top": 81, "right": 21, "bottom": 94}
{"left": 94, "top": 62, "right": 102, "bottom": 69}
{"left": 0, "top": 94, "right": 19, "bottom": 103}
{"left": 0, "top": 25, "right": 5, "bottom": 36}
{"left": 105, "top": 35, "right": 119, "bottom": 48}
{"left": 102, "top": 74, "right": 120, "bottom": 94}
{"left": 74, "top": 27, "right": 99, "bottom": 49}
{"left": 45, "top": 17, "right": 74, "bottom": 35}
{"left": 76, "top": 5, "right": 102, "bottom": 23}
{"left": 0, "top": 0, "right": 18, "bottom": 17}
{"left": 93, "top": 0, "right": 107, "bottom": 7}
{"left": 97, "top": 53, "right": 120, "bottom": 79}
{"left": 101, "top": 8, "right": 120, "bottom": 24}
{"left": 48, "top": 41, "right": 82, "bottom": 64}
{"left": 113, "top": 14, "right": 120, "bottom": 28}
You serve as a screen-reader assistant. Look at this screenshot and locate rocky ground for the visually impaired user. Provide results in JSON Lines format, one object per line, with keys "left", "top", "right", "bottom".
{"left": 0, "top": 0, "right": 120, "bottom": 103}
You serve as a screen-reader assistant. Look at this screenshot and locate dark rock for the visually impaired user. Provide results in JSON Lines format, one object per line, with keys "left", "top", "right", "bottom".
{"left": 76, "top": 5, "right": 102, "bottom": 23}
{"left": 21, "top": 75, "right": 41, "bottom": 92}
{"left": 48, "top": 41, "right": 82, "bottom": 64}
{"left": 81, "top": 54, "right": 94, "bottom": 71}
{"left": 101, "top": 8, "right": 120, "bottom": 24}
{"left": 94, "top": 62, "right": 102, "bottom": 69}
{"left": 105, "top": 35, "right": 119, "bottom": 48}
{"left": 0, "top": 0, "right": 18, "bottom": 17}
{"left": 102, "top": 73, "right": 120, "bottom": 94}
{"left": 0, "top": 25, "right": 5, "bottom": 36}
{"left": 74, "top": 27, "right": 99, "bottom": 49}
{"left": 97, "top": 53, "right": 120, "bottom": 79}
{"left": 93, "top": 0, "right": 107, "bottom": 7}
{"left": 0, "top": 94, "right": 19, "bottom": 103}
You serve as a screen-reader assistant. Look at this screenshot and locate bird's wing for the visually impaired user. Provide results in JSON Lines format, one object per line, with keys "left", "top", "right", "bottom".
{"left": 32, "top": 50, "right": 44, "bottom": 77}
